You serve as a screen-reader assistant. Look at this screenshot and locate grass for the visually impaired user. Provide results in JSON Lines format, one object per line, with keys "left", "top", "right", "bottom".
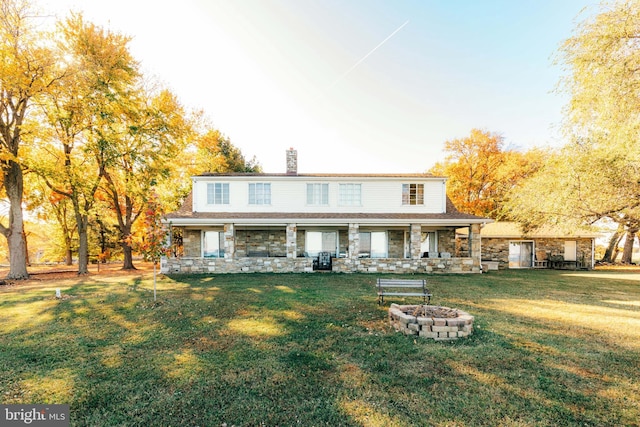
{"left": 1, "top": 268, "right": 640, "bottom": 426}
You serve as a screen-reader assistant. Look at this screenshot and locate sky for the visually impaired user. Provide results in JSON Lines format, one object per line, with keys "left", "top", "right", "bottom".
{"left": 42, "top": 0, "right": 602, "bottom": 174}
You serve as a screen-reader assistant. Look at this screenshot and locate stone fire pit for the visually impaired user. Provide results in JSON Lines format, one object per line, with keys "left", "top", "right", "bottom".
{"left": 388, "top": 304, "right": 474, "bottom": 341}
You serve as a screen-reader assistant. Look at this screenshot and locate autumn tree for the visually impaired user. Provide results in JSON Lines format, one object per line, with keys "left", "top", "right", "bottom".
{"left": 508, "top": 0, "right": 640, "bottom": 263}
{"left": 98, "top": 86, "right": 191, "bottom": 270}
{"left": 0, "top": 0, "right": 65, "bottom": 278}
{"left": 430, "top": 129, "right": 545, "bottom": 218}
{"left": 191, "top": 128, "right": 261, "bottom": 175}
{"left": 126, "top": 191, "right": 168, "bottom": 300}
{"left": 24, "top": 178, "right": 77, "bottom": 264}
{"left": 27, "top": 13, "right": 139, "bottom": 274}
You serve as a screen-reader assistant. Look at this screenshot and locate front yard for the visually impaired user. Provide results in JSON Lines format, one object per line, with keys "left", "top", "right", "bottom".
{"left": 1, "top": 268, "right": 639, "bottom": 426}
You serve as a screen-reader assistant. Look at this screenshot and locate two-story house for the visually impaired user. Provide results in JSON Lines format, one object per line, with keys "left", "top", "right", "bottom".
{"left": 162, "top": 149, "right": 489, "bottom": 274}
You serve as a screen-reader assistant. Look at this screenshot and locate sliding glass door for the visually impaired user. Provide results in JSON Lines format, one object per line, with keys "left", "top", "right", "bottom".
{"left": 508, "top": 241, "right": 534, "bottom": 268}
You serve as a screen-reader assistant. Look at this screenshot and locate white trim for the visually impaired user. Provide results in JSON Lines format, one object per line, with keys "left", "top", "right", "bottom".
{"left": 165, "top": 218, "right": 489, "bottom": 227}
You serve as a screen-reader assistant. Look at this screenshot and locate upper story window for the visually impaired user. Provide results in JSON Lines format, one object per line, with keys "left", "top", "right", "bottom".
{"left": 207, "top": 183, "right": 229, "bottom": 205}
{"left": 307, "top": 183, "right": 329, "bottom": 205}
{"left": 339, "top": 183, "right": 361, "bottom": 206}
{"left": 402, "top": 183, "right": 424, "bottom": 205}
{"left": 249, "top": 183, "right": 271, "bottom": 205}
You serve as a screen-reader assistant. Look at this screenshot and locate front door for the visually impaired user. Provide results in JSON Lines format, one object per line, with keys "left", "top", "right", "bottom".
{"left": 509, "top": 241, "right": 534, "bottom": 268}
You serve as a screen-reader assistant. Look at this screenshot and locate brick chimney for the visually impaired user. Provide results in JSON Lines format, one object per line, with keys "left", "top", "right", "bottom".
{"left": 286, "top": 148, "right": 297, "bottom": 175}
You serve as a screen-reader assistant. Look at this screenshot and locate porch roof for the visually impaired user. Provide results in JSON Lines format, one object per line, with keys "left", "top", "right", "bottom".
{"left": 165, "top": 192, "right": 489, "bottom": 227}
{"left": 458, "top": 221, "right": 600, "bottom": 239}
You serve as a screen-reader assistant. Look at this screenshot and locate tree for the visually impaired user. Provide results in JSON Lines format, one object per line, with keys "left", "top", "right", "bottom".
{"left": 28, "top": 13, "right": 139, "bottom": 274}
{"left": 24, "top": 178, "right": 77, "bottom": 264}
{"left": 430, "top": 129, "right": 544, "bottom": 218}
{"left": 510, "top": 0, "right": 640, "bottom": 262}
{"left": 505, "top": 140, "right": 640, "bottom": 262}
{"left": 559, "top": 0, "right": 640, "bottom": 147}
{"left": 98, "top": 86, "right": 191, "bottom": 270}
{"left": 191, "top": 129, "right": 262, "bottom": 175}
{"left": 0, "top": 0, "right": 62, "bottom": 279}
{"left": 125, "top": 191, "right": 168, "bottom": 301}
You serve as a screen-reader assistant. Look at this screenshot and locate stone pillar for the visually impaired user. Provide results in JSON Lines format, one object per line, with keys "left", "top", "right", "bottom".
{"left": 224, "top": 223, "right": 235, "bottom": 259}
{"left": 348, "top": 223, "right": 360, "bottom": 258}
{"left": 286, "top": 223, "right": 297, "bottom": 258}
{"left": 470, "top": 223, "right": 482, "bottom": 268}
{"left": 410, "top": 224, "right": 422, "bottom": 260}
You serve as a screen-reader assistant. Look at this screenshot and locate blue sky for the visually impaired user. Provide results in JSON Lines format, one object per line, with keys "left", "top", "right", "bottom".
{"left": 45, "top": 0, "right": 601, "bottom": 173}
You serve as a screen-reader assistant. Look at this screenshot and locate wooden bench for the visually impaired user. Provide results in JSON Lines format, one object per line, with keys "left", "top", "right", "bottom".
{"left": 377, "top": 278, "right": 431, "bottom": 305}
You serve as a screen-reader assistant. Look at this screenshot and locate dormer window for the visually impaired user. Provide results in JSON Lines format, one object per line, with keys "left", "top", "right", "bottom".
{"left": 402, "top": 183, "right": 424, "bottom": 205}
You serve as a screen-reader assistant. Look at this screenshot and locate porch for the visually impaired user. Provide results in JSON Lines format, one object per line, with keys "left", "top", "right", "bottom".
{"left": 161, "top": 222, "right": 483, "bottom": 274}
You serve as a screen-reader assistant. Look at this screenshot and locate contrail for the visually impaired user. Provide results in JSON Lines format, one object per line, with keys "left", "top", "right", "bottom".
{"left": 324, "top": 20, "right": 410, "bottom": 91}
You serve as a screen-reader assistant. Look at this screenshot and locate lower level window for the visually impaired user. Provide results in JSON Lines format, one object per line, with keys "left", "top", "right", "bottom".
{"left": 360, "top": 231, "right": 387, "bottom": 258}
{"left": 420, "top": 231, "right": 437, "bottom": 256}
{"left": 203, "top": 231, "right": 225, "bottom": 258}
{"left": 306, "top": 231, "right": 337, "bottom": 257}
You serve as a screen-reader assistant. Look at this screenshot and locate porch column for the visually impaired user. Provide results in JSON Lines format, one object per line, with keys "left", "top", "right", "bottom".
{"left": 410, "top": 224, "right": 422, "bottom": 260}
{"left": 470, "top": 223, "right": 482, "bottom": 268}
{"left": 348, "top": 223, "right": 360, "bottom": 258}
{"left": 223, "top": 223, "right": 235, "bottom": 259}
{"left": 286, "top": 223, "right": 297, "bottom": 258}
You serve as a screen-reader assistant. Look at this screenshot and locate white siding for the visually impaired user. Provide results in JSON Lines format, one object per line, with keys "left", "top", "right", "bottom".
{"left": 192, "top": 176, "right": 447, "bottom": 214}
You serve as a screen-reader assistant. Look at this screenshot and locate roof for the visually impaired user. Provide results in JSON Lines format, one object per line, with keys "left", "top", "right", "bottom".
{"left": 165, "top": 192, "right": 489, "bottom": 226}
{"left": 194, "top": 172, "right": 445, "bottom": 179}
{"left": 458, "top": 221, "right": 600, "bottom": 239}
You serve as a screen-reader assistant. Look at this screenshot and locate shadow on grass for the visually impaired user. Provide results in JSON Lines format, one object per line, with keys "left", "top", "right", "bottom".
{"left": 0, "top": 270, "right": 638, "bottom": 426}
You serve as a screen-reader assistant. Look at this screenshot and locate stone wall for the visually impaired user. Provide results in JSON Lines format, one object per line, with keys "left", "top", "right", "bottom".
{"left": 235, "top": 230, "right": 287, "bottom": 257}
{"left": 167, "top": 225, "right": 483, "bottom": 274}
{"left": 183, "top": 229, "right": 202, "bottom": 257}
{"left": 438, "top": 229, "right": 456, "bottom": 254}
{"left": 482, "top": 237, "right": 593, "bottom": 269}
{"left": 162, "top": 255, "right": 481, "bottom": 274}
{"left": 162, "top": 256, "right": 315, "bottom": 274}
{"left": 388, "top": 230, "right": 404, "bottom": 258}
{"left": 333, "top": 257, "right": 479, "bottom": 274}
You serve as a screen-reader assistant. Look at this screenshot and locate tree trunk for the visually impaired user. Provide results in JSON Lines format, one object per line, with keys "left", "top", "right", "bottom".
{"left": 70, "top": 191, "right": 90, "bottom": 275}
{"left": 76, "top": 214, "right": 90, "bottom": 275}
{"left": 122, "top": 242, "right": 136, "bottom": 270}
{"left": 602, "top": 224, "right": 624, "bottom": 263}
{"left": 63, "top": 231, "right": 73, "bottom": 265}
{"left": 611, "top": 232, "right": 624, "bottom": 263}
{"left": 3, "top": 161, "right": 28, "bottom": 279}
{"left": 621, "top": 228, "right": 638, "bottom": 264}
{"left": 23, "top": 228, "right": 30, "bottom": 266}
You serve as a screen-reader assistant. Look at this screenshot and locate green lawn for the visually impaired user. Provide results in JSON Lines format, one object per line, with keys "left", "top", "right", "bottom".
{"left": 1, "top": 269, "right": 639, "bottom": 426}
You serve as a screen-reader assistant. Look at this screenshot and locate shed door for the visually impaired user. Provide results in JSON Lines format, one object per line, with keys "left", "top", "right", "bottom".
{"left": 509, "top": 241, "right": 534, "bottom": 268}
{"left": 564, "top": 241, "right": 577, "bottom": 261}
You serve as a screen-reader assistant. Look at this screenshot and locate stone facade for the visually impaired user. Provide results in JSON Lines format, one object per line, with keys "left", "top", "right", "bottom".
{"left": 162, "top": 256, "right": 315, "bottom": 274}
{"left": 183, "top": 229, "right": 202, "bottom": 257}
{"left": 437, "top": 229, "right": 457, "bottom": 255}
{"left": 162, "top": 255, "right": 480, "bottom": 274}
{"left": 165, "top": 224, "right": 483, "bottom": 274}
{"left": 235, "top": 230, "right": 287, "bottom": 257}
{"left": 332, "top": 257, "right": 479, "bottom": 274}
{"left": 481, "top": 237, "right": 593, "bottom": 269}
